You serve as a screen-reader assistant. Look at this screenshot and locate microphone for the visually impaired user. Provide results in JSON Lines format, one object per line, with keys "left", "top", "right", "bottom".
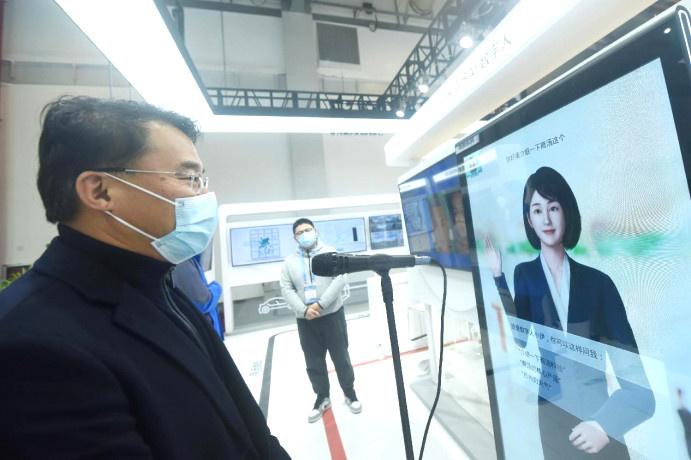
{"left": 311, "top": 252, "right": 432, "bottom": 276}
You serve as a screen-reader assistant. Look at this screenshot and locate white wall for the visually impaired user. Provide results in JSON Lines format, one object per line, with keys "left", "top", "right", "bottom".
{"left": 283, "top": 12, "right": 321, "bottom": 91}
{"left": 0, "top": 84, "right": 134, "bottom": 267}
{"left": 322, "top": 133, "right": 408, "bottom": 197}
{"left": 3, "top": 0, "right": 107, "bottom": 65}
{"left": 196, "top": 132, "right": 294, "bottom": 204}
{"left": 184, "top": 10, "right": 286, "bottom": 77}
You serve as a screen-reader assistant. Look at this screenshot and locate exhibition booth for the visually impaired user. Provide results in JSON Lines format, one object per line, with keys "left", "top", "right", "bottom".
{"left": 3, "top": 0, "right": 691, "bottom": 458}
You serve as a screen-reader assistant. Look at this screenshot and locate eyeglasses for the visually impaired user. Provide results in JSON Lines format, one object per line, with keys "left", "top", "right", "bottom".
{"left": 294, "top": 227, "right": 314, "bottom": 236}
{"left": 96, "top": 168, "right": 209, "bottom": 193}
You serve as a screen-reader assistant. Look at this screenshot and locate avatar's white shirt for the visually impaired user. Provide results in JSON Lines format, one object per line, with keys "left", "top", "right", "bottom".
{"left": 540, "top": 252, "right": 571, "bottom": 332}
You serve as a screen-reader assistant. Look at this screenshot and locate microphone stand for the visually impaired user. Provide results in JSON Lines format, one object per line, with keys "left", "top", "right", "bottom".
{"left": 375, "top": 268, "right": 414, "bottom": 460}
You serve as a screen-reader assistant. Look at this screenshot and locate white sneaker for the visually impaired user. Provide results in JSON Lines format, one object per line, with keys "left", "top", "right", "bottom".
{"left": 345, "top": 396, "right": 362, "bottom": 414}
{"left": 308, "top": 396, "right": 331, "bottom": 423}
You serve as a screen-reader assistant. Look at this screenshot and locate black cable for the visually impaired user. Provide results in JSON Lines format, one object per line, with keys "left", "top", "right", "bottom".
{"left": 418, "top": 259, "right": 447, "bottom": 460}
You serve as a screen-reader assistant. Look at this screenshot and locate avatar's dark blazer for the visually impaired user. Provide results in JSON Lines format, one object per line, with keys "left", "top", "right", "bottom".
{"left": 494, "top": 255, "right": 655, "bottom": 440}
{"left": 0, "top": 226, "right": 290, "bottom": 459}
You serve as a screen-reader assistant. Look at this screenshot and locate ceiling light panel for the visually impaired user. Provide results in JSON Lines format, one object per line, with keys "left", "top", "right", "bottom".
{"left": 55, "top": 0, "right": 213, "bottom": 119}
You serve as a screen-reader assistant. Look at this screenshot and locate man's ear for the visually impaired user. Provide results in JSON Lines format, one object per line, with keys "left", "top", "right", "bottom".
{"left": 74, "top": 171, "right": 113, "bottom": 212}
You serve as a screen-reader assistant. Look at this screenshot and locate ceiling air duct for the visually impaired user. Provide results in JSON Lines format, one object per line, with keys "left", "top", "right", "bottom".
{"left": 408, "top": 0, "right": 434, "bottom": 16}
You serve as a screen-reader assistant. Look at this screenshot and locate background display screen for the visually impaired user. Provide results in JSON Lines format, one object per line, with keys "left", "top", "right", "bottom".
{"left": 230, "top": 223, "right": 295, "bottom": 266}
{"left": 313, "top": 217, "right": 367, "bottom": 253}
{"left": 399, "top": 154, "right": 471, "bottom": 269}
{"left": 368, "top": 214, "right": 404, "bottom": 250}
{"left": 229, "top": 217, "right": 368, "bottom": 266}
{"left": 459, "top": 16, "right": 691, "bottom": 460}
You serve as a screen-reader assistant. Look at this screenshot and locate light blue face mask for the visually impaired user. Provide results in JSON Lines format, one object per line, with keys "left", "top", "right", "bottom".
{"left": 297, "top": 230, "right": 317, "bottom": 249}
{"left": 104, "top": 173, "right": 218, "bottom": 264}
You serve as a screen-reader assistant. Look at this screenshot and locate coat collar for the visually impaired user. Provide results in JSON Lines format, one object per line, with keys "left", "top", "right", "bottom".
{"left": 32, "top": 234, "right": 125, "bottom": 305}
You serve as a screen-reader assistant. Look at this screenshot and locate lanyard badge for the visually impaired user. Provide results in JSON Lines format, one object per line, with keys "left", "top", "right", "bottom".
{"left": 304, "top": 285, "right": 318, "bottom": 304}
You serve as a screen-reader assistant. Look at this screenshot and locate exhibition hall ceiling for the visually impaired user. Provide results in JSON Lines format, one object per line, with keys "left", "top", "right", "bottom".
{"left": 2, "top": 0, "right": 517, "bottom": 97}
{"left": 175, "top": 0, "right": 519, "bottom": 89}
{"left": 0, "top": 0, "right": 683, "bottom": 124}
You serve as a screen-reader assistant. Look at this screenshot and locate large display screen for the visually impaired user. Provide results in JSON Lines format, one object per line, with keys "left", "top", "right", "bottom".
{"left": 459, "top": 12, "right": 691, "bottom": 460}
{"left": 368, "top": 214, "right": 405, "bottom": 250}
{"left": 399, "top": 154, "right": 471, "bottom": 269}
{"left": 313, "top": 217, "right": 367, "bottom": 253}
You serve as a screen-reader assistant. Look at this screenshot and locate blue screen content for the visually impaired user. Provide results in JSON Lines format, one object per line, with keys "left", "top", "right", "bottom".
{"left": 314, "top": 218, "right": 367, "bottom": 253}
{"left": 369, "top": 214, "right": 404, "bottom": 250}
{"left": 398, "top": 154, "right": 471, "bottom": 269}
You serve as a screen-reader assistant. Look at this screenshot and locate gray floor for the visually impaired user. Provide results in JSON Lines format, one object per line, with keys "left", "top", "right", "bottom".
{"left": 410, "top": 376, "right": 497, "bottom": 460}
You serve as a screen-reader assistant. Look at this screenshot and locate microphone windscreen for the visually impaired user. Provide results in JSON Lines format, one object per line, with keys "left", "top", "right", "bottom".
{"left": 311, "top": 252, "right": 336, "bottom": 277}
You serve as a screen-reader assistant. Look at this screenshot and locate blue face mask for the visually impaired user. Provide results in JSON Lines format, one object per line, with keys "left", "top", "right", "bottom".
{"left": 105, "top": 173, "right": 218, "bottom": 264}
{"left": 297, "top": 230, "right": 317, "bottom": 249}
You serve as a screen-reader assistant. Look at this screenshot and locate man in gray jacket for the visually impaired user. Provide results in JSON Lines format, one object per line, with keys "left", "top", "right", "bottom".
{"left": 280, "top": 218, "right": 362, "bottom": 423}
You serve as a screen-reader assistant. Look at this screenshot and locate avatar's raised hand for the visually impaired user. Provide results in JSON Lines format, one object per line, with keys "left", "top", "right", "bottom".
{"left": 484, "top": 235, "right": 503, "bottom": 278}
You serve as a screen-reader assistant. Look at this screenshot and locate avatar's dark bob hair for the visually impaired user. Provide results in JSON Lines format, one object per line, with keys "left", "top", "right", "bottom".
{"left": 523, "top": 167, "right": 581, "bottom": 250}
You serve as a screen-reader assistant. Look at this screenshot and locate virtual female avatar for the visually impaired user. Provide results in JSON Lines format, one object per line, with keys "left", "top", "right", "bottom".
{"left": 484, "top": 166, "right": 654, "bottom": 460}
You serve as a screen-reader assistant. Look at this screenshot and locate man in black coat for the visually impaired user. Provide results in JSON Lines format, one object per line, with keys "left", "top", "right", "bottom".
{"left": 0, "top": 96, "right": 290, "bottom": 459}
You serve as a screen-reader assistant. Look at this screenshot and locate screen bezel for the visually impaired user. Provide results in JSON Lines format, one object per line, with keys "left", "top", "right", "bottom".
{"left": 456, "top": 8, "right": 691, "bottom": 459}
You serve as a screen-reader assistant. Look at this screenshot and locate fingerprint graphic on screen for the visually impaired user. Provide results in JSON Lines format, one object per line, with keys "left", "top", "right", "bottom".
{"left": 249, "top": 228, "right": 281, "bottom": 261}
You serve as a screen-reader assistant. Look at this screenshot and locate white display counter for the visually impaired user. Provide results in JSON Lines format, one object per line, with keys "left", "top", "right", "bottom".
{"left": 366, "top": 271, "right": 427, "bottom": 357}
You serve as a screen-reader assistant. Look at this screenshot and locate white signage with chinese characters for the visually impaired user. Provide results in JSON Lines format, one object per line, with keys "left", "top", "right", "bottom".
{"left": 385, "top": 0, "right": 656, "bottom": 166}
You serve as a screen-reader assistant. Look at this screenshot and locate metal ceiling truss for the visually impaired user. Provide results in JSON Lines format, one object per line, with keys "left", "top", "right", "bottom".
{"left": 377, "top": 0, "right": 483, "bottom": 116}
{"left": 207, "top": 87, "right": 423, "bottom": 118}
{"left": 166, "top": 0, "right": 282, "bottom": 18}
{"left": 162, "top": 0, "right": 488, "bottom": 118}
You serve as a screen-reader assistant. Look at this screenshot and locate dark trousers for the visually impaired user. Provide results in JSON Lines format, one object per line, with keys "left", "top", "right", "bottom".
{"left": 296, "top": 307, "right": 355, "bottom": 397}
{"left": 538, "top": 400, "right": 630, "bottom": 459}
